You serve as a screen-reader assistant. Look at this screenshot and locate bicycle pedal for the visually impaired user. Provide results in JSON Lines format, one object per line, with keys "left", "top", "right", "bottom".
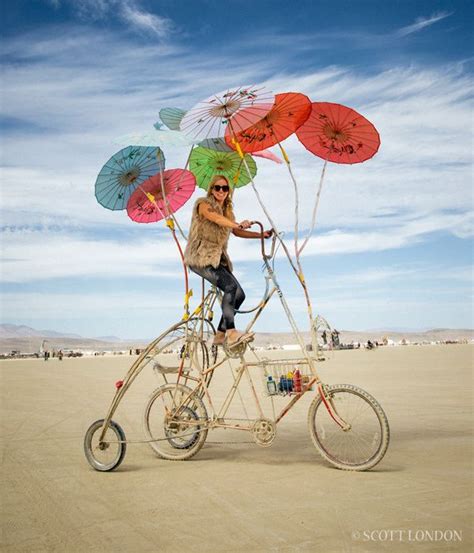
{"left": 228, "top": 333, "right": 255, "bottom": 348}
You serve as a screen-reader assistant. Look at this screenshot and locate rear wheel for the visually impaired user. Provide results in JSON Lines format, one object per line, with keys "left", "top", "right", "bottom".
{"left": 144, "top": 383, "right": 208, "bottom": 460}
{"left": 308, "top": 384, "right": 389, "bottom": 471}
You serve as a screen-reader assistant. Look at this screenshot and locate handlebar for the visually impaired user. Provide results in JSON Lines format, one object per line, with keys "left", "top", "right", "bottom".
{"left": 247, "top": 221, "right": 277, "bottom": 260}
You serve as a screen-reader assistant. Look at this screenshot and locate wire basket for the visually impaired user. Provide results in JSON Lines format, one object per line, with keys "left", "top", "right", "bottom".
{"left": 259, "top": 358, "right": 315, "bottom": 396}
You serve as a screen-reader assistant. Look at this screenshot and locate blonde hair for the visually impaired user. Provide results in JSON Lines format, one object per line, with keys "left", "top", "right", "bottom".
{"left": 207, "top": 175, "right": 234, "bottom": 219}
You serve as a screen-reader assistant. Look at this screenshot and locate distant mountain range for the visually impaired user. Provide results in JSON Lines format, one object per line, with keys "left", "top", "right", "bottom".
{"left": 0, "top": 324, "right": 122, "bottom": 342}
{"left": 0, "top": 323, "right": 472, "bottom": 354}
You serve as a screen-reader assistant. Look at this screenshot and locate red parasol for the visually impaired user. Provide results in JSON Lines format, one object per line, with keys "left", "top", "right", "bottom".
{"left": 225, "top": 92, "right": 312, "bottom": 153}
{"left": 127, "top": 169, "right": 195, "bottom": 224}
{"left": 296, "top": 102, "right": 380, "bottom": 164}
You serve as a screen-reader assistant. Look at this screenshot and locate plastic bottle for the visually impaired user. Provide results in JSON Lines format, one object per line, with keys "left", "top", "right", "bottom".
{"left": 293, "top": 369, "right": 302, "bottom": 393}
{"left": 267, "top": 375, "right": 277, "bottom": 395}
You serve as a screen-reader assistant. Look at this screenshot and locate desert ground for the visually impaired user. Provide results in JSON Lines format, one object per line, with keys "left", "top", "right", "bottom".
{"left": 1, "top": 344, "right": 472, "bottom": 552}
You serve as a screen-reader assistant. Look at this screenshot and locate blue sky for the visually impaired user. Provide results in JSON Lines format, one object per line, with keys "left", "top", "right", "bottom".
{"left": 1, "top": 0, "right": 473, "bottom": 338}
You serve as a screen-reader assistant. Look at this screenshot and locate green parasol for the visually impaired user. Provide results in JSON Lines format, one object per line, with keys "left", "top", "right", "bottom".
{"left": 189, "top": 146, "right": 257, "bottom": 190}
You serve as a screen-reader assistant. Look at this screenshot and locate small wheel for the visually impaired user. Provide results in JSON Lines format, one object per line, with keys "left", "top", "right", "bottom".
{"left": 84, "top": 419, "right": 126, "bottom": 472}
{"left": 144, "top": 383, "right": 208, "bottom": 460}
{"left": 308, "top": 384, "right": 390, "bottom": 471}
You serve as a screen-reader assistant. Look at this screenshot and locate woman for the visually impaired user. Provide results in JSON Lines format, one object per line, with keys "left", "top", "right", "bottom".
{"left": 184, "top": 175, "right": 272, "bottom": 347}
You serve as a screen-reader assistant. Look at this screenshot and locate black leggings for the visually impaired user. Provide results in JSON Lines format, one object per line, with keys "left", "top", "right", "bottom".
{"left": 189, "top": 263, "right": 245, "bottom": 332}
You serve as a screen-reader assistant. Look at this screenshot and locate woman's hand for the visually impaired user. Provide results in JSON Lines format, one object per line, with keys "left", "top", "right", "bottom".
{"left": 237, "top": 220, "right": 252, "bottom": 230}
{"left": 263, "top": 229, "right": 274, "bottom": 239}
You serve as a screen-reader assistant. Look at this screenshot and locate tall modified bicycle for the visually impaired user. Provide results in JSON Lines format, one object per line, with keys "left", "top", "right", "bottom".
{"left": 84, "top": 223, "right": 389, "bottom": 472}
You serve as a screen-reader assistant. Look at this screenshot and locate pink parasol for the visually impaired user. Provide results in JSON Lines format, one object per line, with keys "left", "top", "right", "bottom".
{"left": 127, "top": 169, "right": 196, "bottom": 224}
{"left": 253, "top": 150, "right": 283, "bottom": 164}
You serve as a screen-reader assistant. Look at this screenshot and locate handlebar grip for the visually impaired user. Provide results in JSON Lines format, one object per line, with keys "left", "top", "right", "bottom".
{"left": 248, "top": 221, "right": 272, "bottom": 259}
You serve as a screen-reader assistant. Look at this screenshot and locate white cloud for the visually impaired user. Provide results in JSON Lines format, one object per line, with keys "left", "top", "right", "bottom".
{"left": 0, "top": 230, "right": 182, "bottom": 283}
{"left": 43, "top": 0, "right": 174, "bottom": 37}
{"left": 120, "top": 2, "right": 173, "bottom": 37}
{"left": 396, "top": 11, "right": 453, "bottom": 37}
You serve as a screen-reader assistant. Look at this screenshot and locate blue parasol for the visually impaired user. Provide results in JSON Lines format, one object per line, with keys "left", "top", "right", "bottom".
{"left": 95, "top": 146, "right": 165, "bottom": 211}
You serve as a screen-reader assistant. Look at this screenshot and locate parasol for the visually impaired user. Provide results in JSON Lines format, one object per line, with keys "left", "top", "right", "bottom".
{"left": 180, "top": 85, "right": 274, "bottom": 142}
{"left": 225, "top": 92, "right": 312, "bottom": 152}
{"left": 296, "top": 103, "right": 380, "bottom": 258}
{"left": 253, "top": 150, "right": 283, "bottom": 164}
{"left": 296, "top": 102, "right": 380, "bottom": 164}
{"left": 159, "top": 107, "right": 186, "bottom": 131}
{"left": 95, "top": 146, "right": 165, "bottom": 211}
{"left": 126, "top": 169, "right": 196, "bottom": 224}
{"left": 189, "top": 146, "right": 257, "bottom": 190}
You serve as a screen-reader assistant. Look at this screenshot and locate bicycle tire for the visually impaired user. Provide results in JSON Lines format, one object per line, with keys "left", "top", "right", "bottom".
{"left": 143, "top": 383, "right": 208, "bottom": 461}
{"left": 84, "top": 419, "right": 127, "bottom": 472}
{"left": 308, "top": 384, "right": 390, "bottom": 471}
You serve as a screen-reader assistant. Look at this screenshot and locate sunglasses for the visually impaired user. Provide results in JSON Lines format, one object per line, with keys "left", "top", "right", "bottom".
{"left": 212, "top": 185, "right": 230, "bottom": 192}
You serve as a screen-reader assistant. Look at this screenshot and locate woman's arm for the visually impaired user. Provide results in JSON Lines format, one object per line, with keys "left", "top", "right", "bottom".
{"left": 199, "top": 202, "right": 251, "bottom": 230}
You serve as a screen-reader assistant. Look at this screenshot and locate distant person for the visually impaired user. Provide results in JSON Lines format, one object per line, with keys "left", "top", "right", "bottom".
{"left": 58, "top": 350, "right": 63, "bottom": 361}
{"left": 322, "top": 330, "right": 328, "bottom": 345}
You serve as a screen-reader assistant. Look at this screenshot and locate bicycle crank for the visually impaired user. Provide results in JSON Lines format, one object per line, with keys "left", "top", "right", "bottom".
{"left": 252, "top": 418, "right": 276, "bottom": 447}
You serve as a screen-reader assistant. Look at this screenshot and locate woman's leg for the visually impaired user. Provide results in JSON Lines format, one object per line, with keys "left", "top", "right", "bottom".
{"left": 189, "top": 264, "right": 245, "bottom": 332}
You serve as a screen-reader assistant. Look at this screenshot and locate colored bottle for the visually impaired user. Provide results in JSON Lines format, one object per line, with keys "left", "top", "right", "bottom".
{"left": 293, "top": 369, "right": 302, "bottom": 393}
{"left": 267, "top": 375, "right": 277, "bottom": 395}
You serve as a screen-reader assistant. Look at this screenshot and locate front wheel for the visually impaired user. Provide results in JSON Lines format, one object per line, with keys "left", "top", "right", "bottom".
{"left": 308, "top": 384, "right": 390, "bottom": 471}
{"left": 84, "top": 419, "right": 127, "bottom": 471}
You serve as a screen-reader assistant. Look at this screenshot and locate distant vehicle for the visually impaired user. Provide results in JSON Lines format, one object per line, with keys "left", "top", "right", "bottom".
{"left": 62, "top": 350, "right": 84, "bottom": 358}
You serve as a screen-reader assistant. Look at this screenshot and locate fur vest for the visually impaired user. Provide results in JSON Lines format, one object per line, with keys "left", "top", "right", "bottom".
{"left": 184, "top": 196, "right": 234, "bottom": 271}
